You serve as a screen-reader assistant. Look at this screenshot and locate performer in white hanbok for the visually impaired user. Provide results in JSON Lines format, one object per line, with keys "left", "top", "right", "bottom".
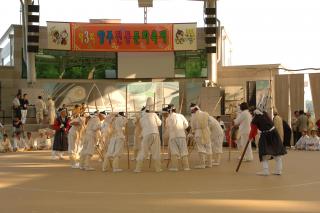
{"left": 132, "top": 114, "right": 143, "bottom": 161}
{"left": 190, "top": 103, "right": 213, "bottom": 169}
{"left": 99, "top": 112, "right": 115, "bottom": 155}
{"left": 68, "top": 105, "right": 86, "bottom": 168}
{"left": 35, "top": 96, "right": 46, "bottom": 124}
{"left": 233, "top": 102, "right": 253, "bottom": 161}
{"left": 306, "top": 129, "right": 320, "bottom": 151}
{"left": 79, "top": 111, "right": 105, "bottom": 171}
{"left": 208, "top": 115, "right": 225, "bottom": 166}
{"left": 166, "top": 105, "right": 190, "bottom": 171}
{"left": 134, "top": 106, "right": 162, "bottom": 173}
{"left": 102, "top": 112, "right": 128, "bottom": 172}
{"left": 47, "top": 97, "right": 56, "bottom": 125}
{"left": 295, "top": 129, "right": 309, "bottom": 150}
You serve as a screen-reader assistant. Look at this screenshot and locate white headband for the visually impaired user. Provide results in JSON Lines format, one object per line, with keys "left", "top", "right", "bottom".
{"left": 254, "top": 109, "right": 263, "bottom": 115}
{"left": 190, "top": 106, "right": 199, "bottom": 111}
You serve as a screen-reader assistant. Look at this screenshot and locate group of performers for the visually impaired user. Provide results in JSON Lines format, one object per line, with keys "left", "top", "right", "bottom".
{"left": 1, "top": 98, "right": 288, "bottom": 176}
{"left": 50, "top": 101, "right": 226, "bottom": 173}
{"left": 49, "top": 99, "right": 286, "bottom": 176}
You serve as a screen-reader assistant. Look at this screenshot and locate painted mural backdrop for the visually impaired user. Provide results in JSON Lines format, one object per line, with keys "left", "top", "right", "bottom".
{"left": 32, "top": 82, "right": 179, "bottom": 113}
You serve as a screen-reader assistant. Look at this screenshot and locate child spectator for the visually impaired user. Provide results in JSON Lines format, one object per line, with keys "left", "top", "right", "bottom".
{"left": 306, "top": 129, "right": 320, "bottom": 151}
{"left": 25, "top": 132, "right": 36, "bottom": 150}
{"left": 12, "top": 116, "right": 23, "bottom": 135}
{"left": 36, "top": 130, "right": 50, "bottom": 150}
{"left": 0, "top": 134, "right": 12, "bottom": 152}
{"left": 295, "top": 129, "right": 309, "bottom": 150}
{"left": 13, "top": 132, "right": 27, "bottom": 151}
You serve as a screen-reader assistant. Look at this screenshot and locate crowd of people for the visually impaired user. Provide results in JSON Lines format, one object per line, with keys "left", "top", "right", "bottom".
{"left": 0, "top": 129, "right": 52, "bottom": 153}
{"left": 1, "top": 92, "right": 319, "bottom": 176}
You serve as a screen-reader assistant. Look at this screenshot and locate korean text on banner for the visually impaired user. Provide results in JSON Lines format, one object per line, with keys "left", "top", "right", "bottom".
{"left": 71, "top": 23, "right": 173, "bottom": 52}
{"left": 173, "top": 23, "right": 197, "bottom": 51}
{"left": 47, "top": 22, "right": 71, "bottom": 50}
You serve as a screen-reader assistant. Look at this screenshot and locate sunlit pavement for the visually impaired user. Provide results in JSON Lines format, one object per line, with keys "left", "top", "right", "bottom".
{"left": 0, "top": 149, "right": 319, "bottom": 213}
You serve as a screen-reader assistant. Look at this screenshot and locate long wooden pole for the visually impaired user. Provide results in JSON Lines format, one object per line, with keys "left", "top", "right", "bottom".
{"left": 212, "top": 96, "right": 222, "bottom": 115}
{"left": 179, "top": 90, "right": 184, "bottom": 114}
{"left": 235, "top": 139, "right": 251, "bottom": 172}
{"left": 125, "top": 86, "right": 130, "bottom": 169}
{"left": 107, "top": 93, "right": 113, "bottom": 112}
{"left": 153, "top": 92, "right": 156, "bottom": 112}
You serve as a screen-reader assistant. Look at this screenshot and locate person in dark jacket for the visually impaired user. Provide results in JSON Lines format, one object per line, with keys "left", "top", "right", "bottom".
{"left": 283, "top": 120, "right": 292, "bottom": 148}
{"left": 249, "top": 109, "right": 287, "bottom": 176}
{"left": 52, "top": 108, "right": 70, "bottom": 160}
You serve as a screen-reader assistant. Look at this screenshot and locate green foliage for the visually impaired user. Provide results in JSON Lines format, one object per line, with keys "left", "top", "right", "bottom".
{"left": 175, "top": 50, "right": 207, "bottom": 78}
{"left": 35, "top": 52, "right": 117, "bottom": 79}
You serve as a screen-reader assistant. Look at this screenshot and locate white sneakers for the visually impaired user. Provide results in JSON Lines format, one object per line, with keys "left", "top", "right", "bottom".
{"left": 256, "top": 171, "right": 282, "bottom": 176}
{"left": 71, "top": 163, "right": 80, "bottom": 169}
{"left": 256, "top": 171, "right": 270, "bottom": 176}
{"left": 51, "top": 156, "right": 59, "bottom": 160}
{"left": 194, "top": 165, "right": 206, "bottom": 169}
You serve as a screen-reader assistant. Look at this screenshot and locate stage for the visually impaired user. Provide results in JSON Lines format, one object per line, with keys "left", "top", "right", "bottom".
{"left": 0, "top": 149, "right": 319, "bottom": 213}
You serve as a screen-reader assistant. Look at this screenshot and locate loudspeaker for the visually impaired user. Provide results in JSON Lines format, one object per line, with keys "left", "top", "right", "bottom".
{"left": 27, "top": 25, "right": 39, "bottom": 33}
{"left": 28, "top": 15, "right": 39, "bottom": 22}
{"left": 204, "top": 27, "right": 216, "bottom": 34}
{"left": 27, "top": 45, "right": 39, "bottom": 53}
{"left": 205, "top": 7, "right": 216, "bottom": 15}
{"left": 28, "top": 5, "right": 39, "bottom": 12}
{"left": 205, "top": 36, "right": 216, "bottom": 44}
{"left": 204, "top": 17, "right": 216, "bottom": 25}
{"left": 206, "top": 46, "right": 216, "bottom": 53}
{"left": 27, "top": 3, "right": 40, "bottom": 53}
{"left": 27, "top": 35, "right": 39, "bottom": 43}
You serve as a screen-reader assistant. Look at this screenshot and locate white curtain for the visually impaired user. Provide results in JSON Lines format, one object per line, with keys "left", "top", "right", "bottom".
{"left": 309, "top": 73, "right": 320, "bottom": 120}
{"left": 290, "top": 74, "right": 304, "bottom": 114}
{"left": 275, "top": 75, "right": 289, "bottom": 122}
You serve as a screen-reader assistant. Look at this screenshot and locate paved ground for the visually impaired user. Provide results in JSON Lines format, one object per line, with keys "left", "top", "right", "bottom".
{"left": 0, "top": 149, "right": 320, "bottom": 213}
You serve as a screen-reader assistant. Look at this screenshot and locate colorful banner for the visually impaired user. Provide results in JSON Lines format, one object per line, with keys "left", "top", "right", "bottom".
{"left": 47, "top": 22, "right": 71, "bottom": 50}
{"left": 173, "top": 23, "right": 197, "bottom": 50}
{"left": 71, "top": 23, "right": 173, "bottom": 52}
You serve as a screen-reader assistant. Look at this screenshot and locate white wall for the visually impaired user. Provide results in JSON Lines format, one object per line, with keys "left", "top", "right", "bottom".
{"left": 118, "top": 52, "right": 175, "bottom": 79}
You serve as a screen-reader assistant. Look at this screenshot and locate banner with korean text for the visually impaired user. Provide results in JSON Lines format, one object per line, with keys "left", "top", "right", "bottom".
{"left": 71, "top": 23, "right": 173, "bottom": 52}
